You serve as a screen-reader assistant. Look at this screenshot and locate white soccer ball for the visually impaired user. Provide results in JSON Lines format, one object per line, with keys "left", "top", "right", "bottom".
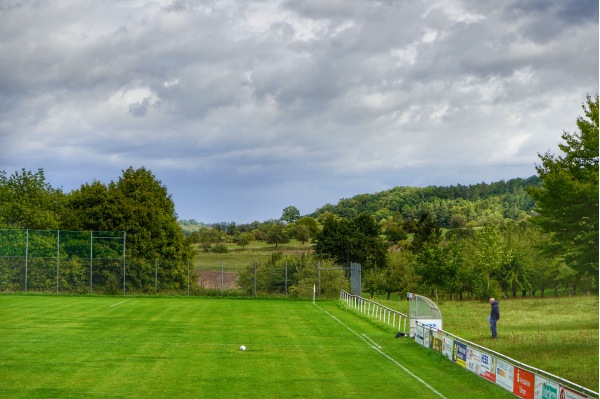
{"left": 240, "top": 345, "right": 246, "bottom": 351}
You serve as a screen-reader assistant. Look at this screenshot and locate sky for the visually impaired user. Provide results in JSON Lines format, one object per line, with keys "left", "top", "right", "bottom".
{"left": 1, "top": 0, "right": 598, "bottom": 224}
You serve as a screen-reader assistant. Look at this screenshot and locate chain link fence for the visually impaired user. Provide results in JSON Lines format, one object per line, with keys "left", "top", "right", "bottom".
{"left": 0, "top": 230, "right": 351, "bottom": 298}
{"left": 0, "top": 256, "right": 352, "bottom": 298}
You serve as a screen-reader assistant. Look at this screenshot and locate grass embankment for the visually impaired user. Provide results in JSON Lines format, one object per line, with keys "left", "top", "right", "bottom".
{"left": 375, "top": 295, "right": 599, "bottom": 391}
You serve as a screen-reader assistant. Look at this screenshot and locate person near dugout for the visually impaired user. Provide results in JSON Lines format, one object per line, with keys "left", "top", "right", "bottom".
{"left": 488, "top": 298, "right": 500, "bottom": 339}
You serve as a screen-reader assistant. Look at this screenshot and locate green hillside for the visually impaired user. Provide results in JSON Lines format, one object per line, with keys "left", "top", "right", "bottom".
{"left": 310, "top": 176, "right": 541, "bottom": 227}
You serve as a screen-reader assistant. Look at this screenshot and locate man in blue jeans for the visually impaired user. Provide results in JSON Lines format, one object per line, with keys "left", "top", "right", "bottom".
{"left": 488, "top": 298, "right": 500, "bottom": 339}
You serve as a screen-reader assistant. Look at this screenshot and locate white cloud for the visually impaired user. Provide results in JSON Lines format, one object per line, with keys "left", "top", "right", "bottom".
{"left": 0, "top": 0, "right": 597, "bottom": 222}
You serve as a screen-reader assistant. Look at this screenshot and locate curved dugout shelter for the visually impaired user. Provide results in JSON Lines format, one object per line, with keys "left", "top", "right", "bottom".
{"left": 407, "top": 292, "right": 443, "bottom": 337}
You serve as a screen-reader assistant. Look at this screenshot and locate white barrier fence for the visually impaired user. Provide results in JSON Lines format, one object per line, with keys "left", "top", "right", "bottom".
{"left": 416, "top": 322, "right": 599, "bottom": 399}
{"left": 340, "top": 290, "right": 409, "bottom": 335}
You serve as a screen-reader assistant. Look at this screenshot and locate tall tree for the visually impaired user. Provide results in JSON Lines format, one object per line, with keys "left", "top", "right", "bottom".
{"left": 0, "top": 168, "right": 64, "bottom": 229}
{"left": 414, "top": 242, "right": 447, "bottom": 301}
{"left": 296, "top": 216, "right": 320, "bottom": 241}
{"left": 281, "top": 206, "right": 301, "bottom": 223}
{"left": 314, "top": 214, "right": 387, "bottom": 270}
{"left": 529, "top": 95, "right": 599, "bottom": 275}
{"left": 411, "top": 213, "right": 442, "bottom": 253}
{"left": 113, "top": 167, "right": 190, "bottom": 260}
{"left": 65, "top": 180, "right": 117, "bottom": 230}
{"left": 66, "top": 167, "right": 191, "bottom": 262}
{"left": 472, "top": 223, "right": 512, "bottom": 296}
{"left": 385, "top": 250, "right": 418, "bottom": 299}
{"left": 265, "top": 221, "right": 290, "bottom": 248}
{"left": 233, "top": 232, "right": 253, "bottom": 249}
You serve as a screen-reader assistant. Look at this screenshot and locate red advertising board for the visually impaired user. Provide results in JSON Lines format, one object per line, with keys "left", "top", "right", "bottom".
{"left": 513, "top": 367, "right": 534, "bottom": 399}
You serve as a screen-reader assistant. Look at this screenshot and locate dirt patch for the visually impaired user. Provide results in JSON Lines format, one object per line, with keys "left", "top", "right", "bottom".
{"left": 197, "top": 270, "right": 239, "bottom": 289}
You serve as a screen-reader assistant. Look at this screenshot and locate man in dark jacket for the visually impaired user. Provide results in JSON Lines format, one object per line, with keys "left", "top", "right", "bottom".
{"left": 488, "top": 298, "right": 500, "bottom": 339}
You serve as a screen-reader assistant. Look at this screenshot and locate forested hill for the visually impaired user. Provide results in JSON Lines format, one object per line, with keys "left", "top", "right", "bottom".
{"left": 310, "top": 176, "right": 542, "bottom": 228}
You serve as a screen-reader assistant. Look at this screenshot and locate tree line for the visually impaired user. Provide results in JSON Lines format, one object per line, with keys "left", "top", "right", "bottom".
{"left": 183, "top": 95, "right": 598, "bottom": 300}
{"left": 315, "top": 96, "right": 599, "bottom": 298}
{"left": 1, "top": 95, "right": 597, "bottom": 298}
{"left": 311, "top": 95, "right": 598, "bottom": 300}
{"left": 0, "top": 167, "right": 191, "bottom": 291}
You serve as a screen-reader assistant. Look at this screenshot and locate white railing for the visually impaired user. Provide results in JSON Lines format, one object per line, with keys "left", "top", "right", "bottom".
{"left": 340, "top": 290, "right": 409, "bottom": 335}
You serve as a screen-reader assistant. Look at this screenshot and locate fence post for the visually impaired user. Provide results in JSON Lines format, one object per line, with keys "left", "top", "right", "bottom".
{"left": 122, "top": 256, "right": 126, "bottom": 296}
{"left": 122, "top": 231, "right": 126, "bottom": 295}
{"left": 221, "top": 259, "right": 224, "bottom": 295}
{"left": 24, "top": 229, "right": 29, "bottom": 292}
{"left": 253, "top": 260, "right": 257, "bottom": 298}
{"left": 285, "top": 261, "right": 288, "bottom": 296}
{"left": 187, "top": 259, "right": 190, "bottom": 296}
{"left": 56, "top": 230, "right": 60, "bottom": 294}
{"left": 318, "top": 262, "right": 321, "bottom": 299}
{"left": 89, "top": 231, "right": 93, "bottom": 294}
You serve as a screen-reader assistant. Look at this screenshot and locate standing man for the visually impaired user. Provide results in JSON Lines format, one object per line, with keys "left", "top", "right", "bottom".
{"left": 488, "top": 298, "right": 500, "bottom": 339}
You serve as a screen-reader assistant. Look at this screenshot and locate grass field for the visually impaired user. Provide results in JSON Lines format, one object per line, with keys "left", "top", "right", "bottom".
{"left": 0, "top": 296, "right": 520, "bottom": 399}
{"left": 193, "top": 240, "right": 311, "bottom": 271}
{"left": 374, "top": 295, "right": 599, "bottom": 391}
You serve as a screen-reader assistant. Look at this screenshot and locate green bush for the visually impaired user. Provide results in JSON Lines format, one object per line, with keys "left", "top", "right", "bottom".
{"left": 211, "top": 244, "right": 229, "bottom": 254}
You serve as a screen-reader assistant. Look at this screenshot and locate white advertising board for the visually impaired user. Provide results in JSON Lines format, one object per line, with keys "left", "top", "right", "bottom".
{"left": 441, "top": 335, "right": 453, "bottom": 361}
{"left": 423, "top": 328, "right": 430, "bottom": 348}
{"left": 466, "top": 347, "right": 481, "bottom": 375}
{"left": 415, "top": 324, "right": 424, "bottom": 346}
{"left": 416, "top": 318, "right": 442, "bottom": 330}
{"left": 534, "top": 375, "right": 558, "bottom": 399}
{"left": 559, "top": 385, "right": 588, "bottom": 399}
{"left": 496, "top": 359, "right": 514, "bottom": 392}
{"left": 479, "top": 352, "right": 496, "bottom": 383}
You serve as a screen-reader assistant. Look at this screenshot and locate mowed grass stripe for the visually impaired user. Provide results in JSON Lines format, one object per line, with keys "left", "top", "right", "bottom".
{"left": 315, "top": 303, "right": 446, "bottom": 399}
{"left": 0, "top": 296, "right": 515, "bottom": 399}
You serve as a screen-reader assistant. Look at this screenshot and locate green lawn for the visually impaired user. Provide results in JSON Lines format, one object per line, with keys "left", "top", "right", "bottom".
{"left": 373, "top": 295, "right": 599, "bottom": 391}
{"left": 0, "top": 295, "right": 517, "bottom": 399}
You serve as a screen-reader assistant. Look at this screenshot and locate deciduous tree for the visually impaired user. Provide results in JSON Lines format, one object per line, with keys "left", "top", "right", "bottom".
{"left": 265, "top": 221, "right": 290, "bottom": 248}
{"left": 0, "top": 168, "right": 64, "bottom": 229}
{"left": 314, "top": 214, "right": 387, "bottom": 270}
{"left": 281, "top": 206, "right": 301, "bottom": 223}
{"left": 529, "top": 95, "right": 599, "bottom": 275}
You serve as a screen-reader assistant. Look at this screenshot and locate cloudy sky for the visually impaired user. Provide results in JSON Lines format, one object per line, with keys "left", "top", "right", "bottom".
{"left": 1, "top": 0, "right": 598, "bottom": 224}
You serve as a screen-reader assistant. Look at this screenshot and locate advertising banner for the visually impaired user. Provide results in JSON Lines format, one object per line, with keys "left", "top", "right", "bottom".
{"left": 423, "top": 328, "right": 430, "bottom": 348}
{"left": 534, "top": 376, "right": 558, "bottom": 399}
{"left": 513, "top": 367, "right": 534, "bottom": 399}
{"left": 466, "top": 347, "right": 481, "bottom": 375}
{"left": 479, "top": 352, "right": 496, "bottom": 383}
{"left": 559, "top": 385, "right": 588, "bottom": 399}
{"left": 415, "top": 324, "right": 424, "bottom": 346}
{"left": 431, "top": 331, "right": 443, "bottom": 353}
{"left": 496, "top": 359, "right": 515, "bottom": 392}
{"left": 441, "top": 336, "right": 453, "bottom": 361}
{"left": 453, "top": 341, "right": 467, "bottom": 368}
{"left": 416, "top": 318, "right": 442, "bottom": 330}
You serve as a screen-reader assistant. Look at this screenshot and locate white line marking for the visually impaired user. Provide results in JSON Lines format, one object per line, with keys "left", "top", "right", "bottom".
{"left": 110, "top": 299, "right": 131, "bottom": 307}
{"left": 316, "top": 304, "right": 448, "bottom": 399}
{"left": 361, "top": 333, "right": 382, "bottom": 349}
